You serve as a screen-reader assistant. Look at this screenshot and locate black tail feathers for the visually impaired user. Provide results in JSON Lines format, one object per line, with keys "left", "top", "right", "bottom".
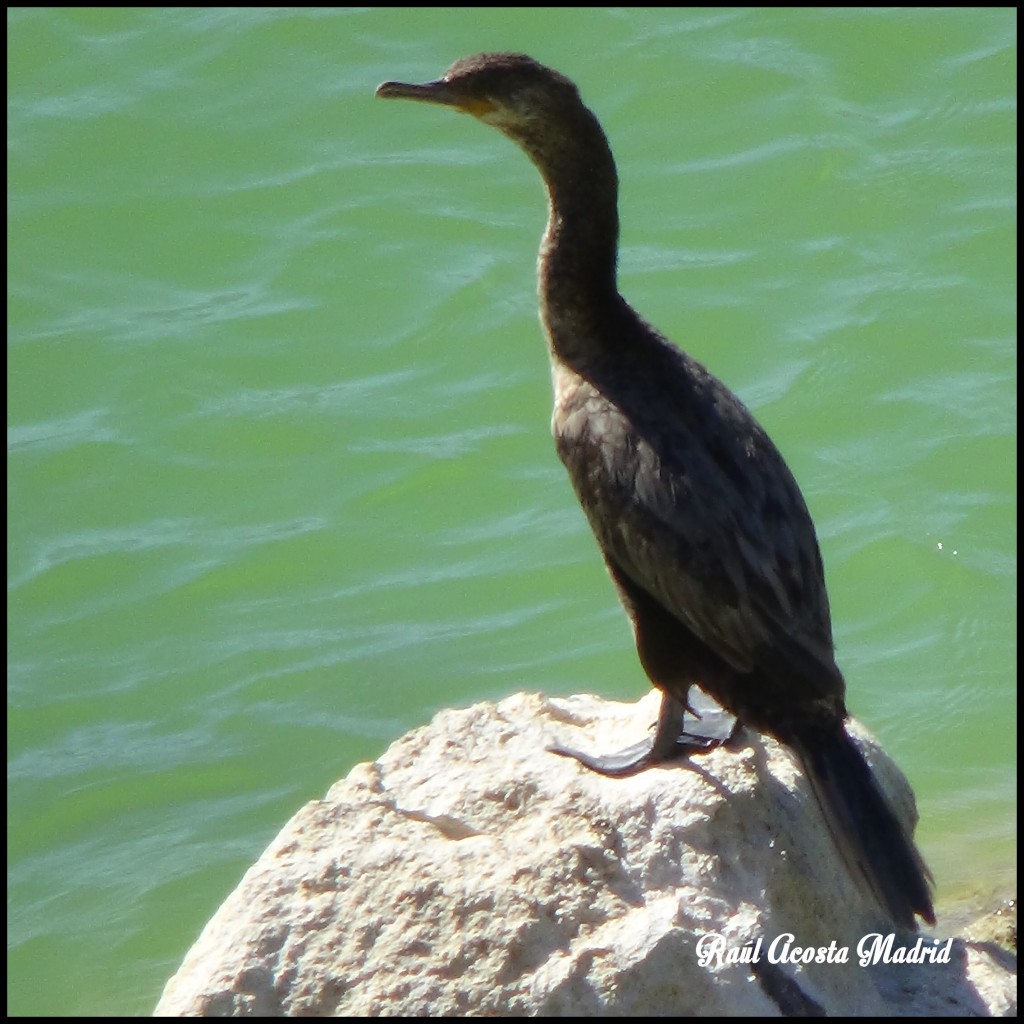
{"left": 792, "top": 727, "right": 935, "bottom": 930}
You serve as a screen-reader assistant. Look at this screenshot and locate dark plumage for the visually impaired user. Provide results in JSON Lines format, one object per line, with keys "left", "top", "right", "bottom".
{"left": 376, "top": 52, "right": 934, "bottom": 928}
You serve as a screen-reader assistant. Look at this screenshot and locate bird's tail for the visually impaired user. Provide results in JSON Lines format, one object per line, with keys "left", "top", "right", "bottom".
{"left": 790, "top": 726, "right": 935, "bottom": 930}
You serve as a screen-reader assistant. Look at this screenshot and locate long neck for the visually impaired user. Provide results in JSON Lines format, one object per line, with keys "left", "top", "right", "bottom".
{"left": 511, "top": 106, "right": 623, "bottom": 366}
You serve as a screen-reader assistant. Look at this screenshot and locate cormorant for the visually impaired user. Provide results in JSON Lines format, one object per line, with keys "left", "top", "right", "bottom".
{"left": 376, "top": 52, "right": 934, "bottom": 929}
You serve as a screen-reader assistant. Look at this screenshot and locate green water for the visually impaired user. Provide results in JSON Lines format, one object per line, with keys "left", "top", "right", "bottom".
{"left": 7, "top": 8, "right": 1016, "bottom": 1015}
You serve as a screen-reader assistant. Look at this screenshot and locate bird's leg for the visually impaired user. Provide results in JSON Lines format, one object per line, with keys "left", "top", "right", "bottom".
{"left": 548, "top": 691, "right": 726, "bottom": 778}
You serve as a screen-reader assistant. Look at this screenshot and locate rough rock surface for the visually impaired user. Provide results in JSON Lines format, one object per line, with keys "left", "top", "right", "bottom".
{"left": 154, "top": 691, "right": 1016, "bottom": 1016}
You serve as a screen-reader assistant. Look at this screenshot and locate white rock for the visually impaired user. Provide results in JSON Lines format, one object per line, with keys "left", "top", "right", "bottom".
{"left": 154, "top": 691, "right": 1016, "bottom": 1016}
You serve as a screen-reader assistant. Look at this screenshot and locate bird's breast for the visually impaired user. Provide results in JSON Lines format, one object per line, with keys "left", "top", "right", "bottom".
{"left": 549, "top": 361, "right": 658, "bottom": 526}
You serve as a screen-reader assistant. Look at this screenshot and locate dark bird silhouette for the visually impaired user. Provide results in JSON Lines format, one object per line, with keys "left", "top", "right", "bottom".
{"left": 376, "top": 52, "right": 934, "bottom": 929}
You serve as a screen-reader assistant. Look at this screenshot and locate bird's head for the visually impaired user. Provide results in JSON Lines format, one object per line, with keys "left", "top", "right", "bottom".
{"left": 375, "top": 52, "right": 583, "bottom": 138}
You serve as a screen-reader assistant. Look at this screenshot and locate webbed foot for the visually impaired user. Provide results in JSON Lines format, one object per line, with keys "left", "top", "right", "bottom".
{"left": 547, "top": 691, "right": 739, "bottom": 778}
{"left": 547, "top": 731, "right": 720, "bottom": 777}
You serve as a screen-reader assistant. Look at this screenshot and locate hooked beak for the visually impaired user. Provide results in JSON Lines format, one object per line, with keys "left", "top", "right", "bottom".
{"left": 375, "top": 77, "right": 495, "bottom": 118}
